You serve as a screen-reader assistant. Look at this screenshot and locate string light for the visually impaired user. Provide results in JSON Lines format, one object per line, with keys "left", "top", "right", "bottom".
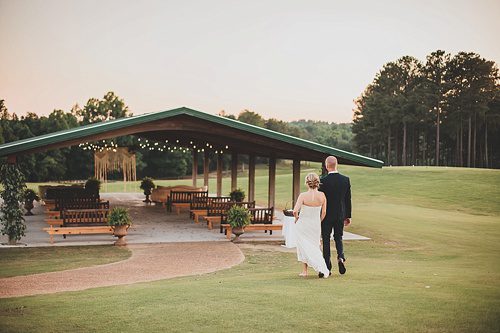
{"left": 80, "top": 137, "right": 230, "bottom": 155}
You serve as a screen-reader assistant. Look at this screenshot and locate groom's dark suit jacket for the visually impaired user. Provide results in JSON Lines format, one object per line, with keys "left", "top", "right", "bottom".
{"left": 319, "top": 172, "right": 352, "bottom": 223}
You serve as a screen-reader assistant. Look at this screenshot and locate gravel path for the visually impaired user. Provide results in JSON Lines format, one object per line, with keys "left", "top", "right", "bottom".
{"left": 0, "top": 242, "right": 244, "bottom": 298}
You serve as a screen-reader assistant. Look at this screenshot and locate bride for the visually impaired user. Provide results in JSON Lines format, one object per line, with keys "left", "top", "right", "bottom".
{"left": 293, "top": 173, "right": 330, "bottom": 278}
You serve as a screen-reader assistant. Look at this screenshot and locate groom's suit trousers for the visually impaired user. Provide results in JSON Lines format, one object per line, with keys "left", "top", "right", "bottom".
{"left": 321, "top": 219, "right": 344, "bottom": 271}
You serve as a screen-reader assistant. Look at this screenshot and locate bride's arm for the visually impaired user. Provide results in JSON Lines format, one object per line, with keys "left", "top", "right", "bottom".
{"left": 293, "top": 193, "right": 302, "bottom": 222}
{"left": 320, "top": 193, "right": 327, "bottom": 221}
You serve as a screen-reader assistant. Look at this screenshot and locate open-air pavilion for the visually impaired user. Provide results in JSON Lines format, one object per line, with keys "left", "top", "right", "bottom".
{"left": 0, "top": 107, "right": 382, "bottom": 245}
{"left": 0, "top": 107, "right": 383, "bottom": 208}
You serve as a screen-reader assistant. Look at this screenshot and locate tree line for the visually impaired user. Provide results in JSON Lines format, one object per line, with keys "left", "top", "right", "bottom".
{"left": 0, "top": 94, "right": 353, "bottom": 182}
{"left": 352, "top": 50, "right": 500, "bottom": 168}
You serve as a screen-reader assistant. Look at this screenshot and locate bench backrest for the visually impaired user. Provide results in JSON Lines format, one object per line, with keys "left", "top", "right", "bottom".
{"left": 62, "top": 209, "right": 109, "bottom": 227}
{"left": 45, "top": 186, "right": 94, "bottom": 200}
{"left": 55, "top": 198, "right": 108, "bottom": 211}
{"left": 206, "top": 201, "right": 233, "bottom": 216}
{"left": 190, "top": 196, "right": 231, "bottom": 210}
{"left": 249, "top": 208, "right": 274, "bottom": 224}
{"left": 170, "top": 191, "right": 208, "bottom": 204}
{"left": 213, "top": 201, "right": 257, "bottom": 220}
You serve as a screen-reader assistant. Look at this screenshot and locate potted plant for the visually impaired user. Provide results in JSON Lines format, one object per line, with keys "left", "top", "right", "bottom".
{"left": 108, "top": 207, "right": 132, "bottom": 246}
{"left": 226, "top": 205, "right": 251, "bottom": 242}
{"left": 229, "top": 188, "right": 245, "bottom": 202}
{"left": 140, "top": 177, "right": 156, "bottom": 203}
{"left": 85, "top": 177, "right": 101, "bottom": 198}
{"left": 23, "top": 189, "right": 40, "bottom": 216}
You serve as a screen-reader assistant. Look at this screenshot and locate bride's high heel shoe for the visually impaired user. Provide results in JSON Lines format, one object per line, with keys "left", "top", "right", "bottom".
{"left": 298, "top": 272, "right": 308, "bottom": 277}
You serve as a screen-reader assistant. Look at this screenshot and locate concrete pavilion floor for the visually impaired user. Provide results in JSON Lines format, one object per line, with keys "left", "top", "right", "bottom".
{"left": 0, "top": 193, "right": 370, "bottom": 247}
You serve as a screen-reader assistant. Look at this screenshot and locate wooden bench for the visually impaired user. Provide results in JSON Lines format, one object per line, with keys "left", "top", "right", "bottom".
{"left": 43, "top": 208, "right": 112, "bottom": 244}
{"left": 220, "top": 207, "right": 274, "bottom": 233}
{"left": 204, "top": 201, "right": 256, "bottom": 230}
{"left": 190, "top": 196, "right": 231, "bottom": 223}
{"left": 169, "top": 191, "right": 208, "bottom": 214}
{"left": 151, "top": 185, "right": 207, "bottom": 206}
{"left": 44, "top": 200, "right": 109, "bottom": 225}
{"left": 43, "top": 226, "right": 113, "bottom": 244}
{"left": 221, "top": 224, "right": 283, "bottom": 240}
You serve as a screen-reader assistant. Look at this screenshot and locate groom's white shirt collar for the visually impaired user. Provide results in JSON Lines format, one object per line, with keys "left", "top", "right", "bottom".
{"left": 328, "top": 171, "right": 339, "bottom": 174}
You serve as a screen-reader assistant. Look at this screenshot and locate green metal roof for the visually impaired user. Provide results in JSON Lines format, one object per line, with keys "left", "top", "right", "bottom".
{"left": 0, "top": 107, "right": 383, "bottom": 168}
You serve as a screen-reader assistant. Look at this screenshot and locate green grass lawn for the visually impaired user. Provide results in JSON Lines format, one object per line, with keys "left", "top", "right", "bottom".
{"left": 0, "top": 246, "right": 131, "bottom": 278}
{"left": 2, "top": 166, "right": 499, "bottom": 332}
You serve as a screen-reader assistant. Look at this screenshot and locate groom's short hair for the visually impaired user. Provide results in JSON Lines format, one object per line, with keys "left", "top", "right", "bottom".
{"left": 325, "top": 156, "right": 338, "bottom": 170}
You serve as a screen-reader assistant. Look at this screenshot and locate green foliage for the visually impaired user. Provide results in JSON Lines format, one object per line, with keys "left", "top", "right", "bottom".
{"left": 353, "top": 50, "right": 500, "bottom": 168}
{"left": 108, "top": 207, "right": 132, "bottom": 226}
{"left": 0, "top": 164, "right": 27, "bottom": 243}
{"left": 23, "top": 189, "right": 40, "bottom": 204}
{"left": 237, "top": 109, "right": 265, "bottom": 127}
{"left": 229, "top": 188, "right": 245, "bottom": 202}
{"left": 72, "top": 92, "right": 131, "bottom": 124}
{"left": 226, "top": 205, "right": 251, "bottom": 228}
{"left": 85, "top": 177, "right": 101, "bottom": 196}
{"left": 140, "top": 177, "right": 155, "bottom": 195}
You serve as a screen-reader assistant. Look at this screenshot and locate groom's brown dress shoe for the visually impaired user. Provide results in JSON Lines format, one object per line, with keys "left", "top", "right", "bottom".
{"left": 338, "top": 258, "right": 346, "bottom": 275}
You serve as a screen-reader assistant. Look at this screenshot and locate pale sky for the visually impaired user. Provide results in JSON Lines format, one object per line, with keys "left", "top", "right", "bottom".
{"left": 1, "top": 0, "right": 499, "bottom": 123}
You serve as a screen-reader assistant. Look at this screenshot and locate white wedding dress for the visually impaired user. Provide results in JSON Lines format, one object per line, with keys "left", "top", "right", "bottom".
{"left": 295, "top": 205, "right": 330, "bottom": 276}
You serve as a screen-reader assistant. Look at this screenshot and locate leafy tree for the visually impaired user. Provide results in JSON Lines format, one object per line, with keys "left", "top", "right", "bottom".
{"left": 353, "top": 50, "right": 500, "bottom": 168}
{"left": 422, "top": 50, "right": 451, "bottom": 165}
{"left": 73, "top": 92, "right": 131, "bottom": 124}
{"left": 238, "top": 110, "right": 266, "bottom": 127}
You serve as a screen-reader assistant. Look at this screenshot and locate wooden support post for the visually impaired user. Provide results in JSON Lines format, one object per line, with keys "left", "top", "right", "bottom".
{"left": 248, "top": 154, "right": 256, "bottom": 202}
{"left": 292, "top": 159, "right": 301, "bottom": 206}
{"left": 203, "top": 150, "right": 209, "bottom": 188}
{"left": 268, "top": 157, "right": 276, "bottom": 208}
{"left": 217, "top": 153, "right": 223, "bottom": 196}
{"left": 192, "top": 150, "right": 198, "bottom": 187}
{"left": 231, "top": 152, "right": 238, "bottom": 191}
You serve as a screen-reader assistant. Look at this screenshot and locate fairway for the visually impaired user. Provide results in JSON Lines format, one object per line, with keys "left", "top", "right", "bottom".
{"left": 2, "top": 166, "right": 500, "bottom": 332}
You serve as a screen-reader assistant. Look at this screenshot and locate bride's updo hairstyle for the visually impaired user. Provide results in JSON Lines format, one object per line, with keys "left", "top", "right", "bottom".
{"left": 305, "top": 173, "right": 320, "bottom": 189}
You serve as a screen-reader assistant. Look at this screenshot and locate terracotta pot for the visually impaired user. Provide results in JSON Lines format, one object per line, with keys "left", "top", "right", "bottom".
{"left": 113, "top": 225, "right": 129, "bottom": 246}
{"left": 231, "top": 226, "right": 245, "bottom": 242}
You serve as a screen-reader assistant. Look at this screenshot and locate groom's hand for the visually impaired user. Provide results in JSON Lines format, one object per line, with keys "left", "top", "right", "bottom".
{"left": 344, "top": 218, "right": 351, "bottom": 227}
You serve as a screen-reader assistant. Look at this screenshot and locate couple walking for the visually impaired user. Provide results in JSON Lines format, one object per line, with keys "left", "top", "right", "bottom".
{"left": 292, "top": 156, "right": 351, "bottom": 278}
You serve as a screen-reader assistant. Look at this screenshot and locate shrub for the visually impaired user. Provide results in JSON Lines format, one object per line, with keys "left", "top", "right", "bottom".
{"left": 229, "top": 188, "right": 245, "bottom": 202}
{"left": 226, "top": 205, "right": 251, "bottom": 228}
{"left": 108, "top": 207, "right": 132, "bottom": 226}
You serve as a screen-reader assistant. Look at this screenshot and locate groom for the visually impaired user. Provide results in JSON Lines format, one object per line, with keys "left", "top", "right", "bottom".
{"left": 319, "top": 156, "right": 352, "bottom": 275}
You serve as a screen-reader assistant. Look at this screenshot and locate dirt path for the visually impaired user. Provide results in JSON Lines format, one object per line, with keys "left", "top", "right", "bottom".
{"left": 0, "top": 242, "right": 244, "bottom": 298}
